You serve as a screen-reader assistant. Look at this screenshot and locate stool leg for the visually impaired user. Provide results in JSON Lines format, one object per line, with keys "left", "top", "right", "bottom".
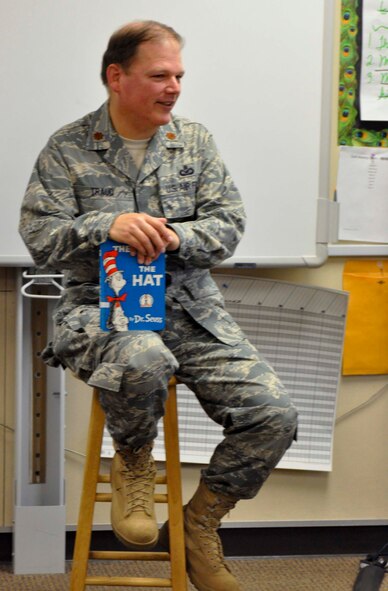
{"left": 70, "top": 388, "right": 105, "bottom": 591}
{"left": 164, "top": 379, "right": 187, "bottom": 591}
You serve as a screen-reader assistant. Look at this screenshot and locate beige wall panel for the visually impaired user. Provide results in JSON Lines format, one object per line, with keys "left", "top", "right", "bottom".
{"left": 0, "top": 285, "right": 5, "bottom": 527}
{"left": 0, "top": 268, "right": 16, "bottom": 527}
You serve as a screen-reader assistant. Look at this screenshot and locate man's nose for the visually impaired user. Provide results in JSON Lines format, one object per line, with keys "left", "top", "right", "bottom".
{"left": 166, "top": 77, "right": 181, "bottom": 93}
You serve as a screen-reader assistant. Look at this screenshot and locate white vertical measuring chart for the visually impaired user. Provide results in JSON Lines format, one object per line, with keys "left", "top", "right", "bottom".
{"left": 102, "top": 276, "right": 348, "bottom": 472}
{"left": 360, "top": 0, "right": 388, "bottom": 120}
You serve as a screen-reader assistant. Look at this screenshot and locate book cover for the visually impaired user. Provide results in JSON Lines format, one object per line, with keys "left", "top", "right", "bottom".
{"left": 100, "top": 239, "right": 165, "bottom": 331}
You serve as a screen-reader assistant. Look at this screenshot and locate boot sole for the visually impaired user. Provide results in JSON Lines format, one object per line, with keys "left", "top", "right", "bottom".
{"left": 112, "top": 527, "right": 159, "bottom": 551}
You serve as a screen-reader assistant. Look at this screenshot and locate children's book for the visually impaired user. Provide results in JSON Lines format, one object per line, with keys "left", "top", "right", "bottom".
{"left": 100, "top": 239, "right": 165, "bottom": 331}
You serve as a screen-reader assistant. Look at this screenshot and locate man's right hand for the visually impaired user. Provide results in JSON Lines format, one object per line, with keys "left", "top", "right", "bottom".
{"left": 108, "top": 212, "right": 174, "bottom": 265}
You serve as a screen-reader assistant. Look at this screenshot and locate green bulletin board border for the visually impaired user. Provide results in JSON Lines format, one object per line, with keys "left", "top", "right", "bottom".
{"left": 339, "top": 0, "right": 388, "bottom": 146}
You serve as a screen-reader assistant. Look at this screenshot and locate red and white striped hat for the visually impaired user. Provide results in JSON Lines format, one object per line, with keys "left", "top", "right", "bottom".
{"left": 103, "top": 250, "right": 121, "bottom": 278}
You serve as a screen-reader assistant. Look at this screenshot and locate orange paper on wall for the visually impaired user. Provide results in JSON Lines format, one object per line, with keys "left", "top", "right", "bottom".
{"left": 342, "top": 260, "right": 388, "bottom": 375}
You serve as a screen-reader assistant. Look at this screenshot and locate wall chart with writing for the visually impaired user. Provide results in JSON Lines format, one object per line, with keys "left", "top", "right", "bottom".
{"left": 360, "top": 0, "right": 388, "bottom": 118}
{"left": 339, "top": 0, "right": 388, "bottom": 145}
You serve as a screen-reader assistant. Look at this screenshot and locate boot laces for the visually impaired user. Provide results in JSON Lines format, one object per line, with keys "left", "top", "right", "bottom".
{"left": 198, "top": 499, "right": 235, "bottom": 571}
{"left": 118, "top": 445, "right": 155, "bottom": 516}
{"left": 198, "top": 518, "right": 228, "bottom": 570}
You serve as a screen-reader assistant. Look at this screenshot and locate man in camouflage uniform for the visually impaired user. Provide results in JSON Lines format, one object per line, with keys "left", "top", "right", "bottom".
{"left": 19, "top": 21, "right": 297, "bottom": 591}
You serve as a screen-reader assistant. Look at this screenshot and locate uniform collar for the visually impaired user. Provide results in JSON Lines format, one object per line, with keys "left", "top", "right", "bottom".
{"left": 156, "top": 119, "right": 184, "bottom": 149}
{"left": 85, "top": 102, "right": 116, "bottom": 150}
{"left": 86, "top": 102, "right": 185, "bottom": 150}
{"left": 85, "top": 102, "right": 185, "bottom": 182}
{"left": 135, "top": 121, "right": 183, "bottom": 182}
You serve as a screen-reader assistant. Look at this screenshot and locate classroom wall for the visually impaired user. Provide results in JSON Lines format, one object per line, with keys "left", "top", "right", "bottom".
{"left": 1, "top": 262, "right": 387, "bottom": 530}
{"left": 0, "top": 0, "right": 387, "bottom": 530}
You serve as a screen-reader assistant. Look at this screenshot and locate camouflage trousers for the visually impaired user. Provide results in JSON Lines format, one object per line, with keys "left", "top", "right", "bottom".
{"left": 51, "top": 296, "right": 297, "bottom": 500}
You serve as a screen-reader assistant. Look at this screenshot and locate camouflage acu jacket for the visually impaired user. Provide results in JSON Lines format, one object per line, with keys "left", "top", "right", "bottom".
{"left": 19, "top": 102, "right": 246, "bottom": 345}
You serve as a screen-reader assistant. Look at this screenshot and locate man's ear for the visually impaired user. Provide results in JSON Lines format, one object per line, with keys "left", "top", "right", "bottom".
{"left": 106, "top": 64, "right": 122, "bottom": 93}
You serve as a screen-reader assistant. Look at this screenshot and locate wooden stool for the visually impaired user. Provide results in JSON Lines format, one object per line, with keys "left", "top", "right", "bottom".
{"left": 70, "top": 377, "right": 187, "bottom": 590}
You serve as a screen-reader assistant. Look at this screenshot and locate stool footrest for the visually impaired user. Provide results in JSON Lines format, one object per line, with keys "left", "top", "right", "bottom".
{"left": 85, "top": 575, "right": 172, "bottom": 587}
{"left": 95, "top": 492, "right": 168, "bottom": 503}
{"left": 89, "top": 550, "right": 170, "bottom": 561}
{"left": 97, "top": 473, "right": 167, "bottom": 485}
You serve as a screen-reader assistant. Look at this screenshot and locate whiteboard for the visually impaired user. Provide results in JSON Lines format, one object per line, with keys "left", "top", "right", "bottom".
{"left": 0, "top": 0, "right": 335, "bottom": 266}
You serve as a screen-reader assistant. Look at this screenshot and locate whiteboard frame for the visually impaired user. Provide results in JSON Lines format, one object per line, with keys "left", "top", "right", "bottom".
{"left": 328, "top": 244, "right": 388, "bottom": 256}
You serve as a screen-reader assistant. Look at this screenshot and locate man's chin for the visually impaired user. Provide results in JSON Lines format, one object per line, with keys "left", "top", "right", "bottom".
{"left": 158, "top": 113, "right": 172, "bottom": 125}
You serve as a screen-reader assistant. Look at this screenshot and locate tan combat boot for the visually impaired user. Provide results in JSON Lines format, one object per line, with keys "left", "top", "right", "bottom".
{"left": 184, "top": 479, "right": 241, "bottom": 591}
{"left": 110, "top": 443, "right": 158, "bottom": 549}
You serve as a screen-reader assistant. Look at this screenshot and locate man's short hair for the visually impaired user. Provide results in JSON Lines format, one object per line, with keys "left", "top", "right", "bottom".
{"left": 101, "top": 20, "right": 183, "bottom": 85}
